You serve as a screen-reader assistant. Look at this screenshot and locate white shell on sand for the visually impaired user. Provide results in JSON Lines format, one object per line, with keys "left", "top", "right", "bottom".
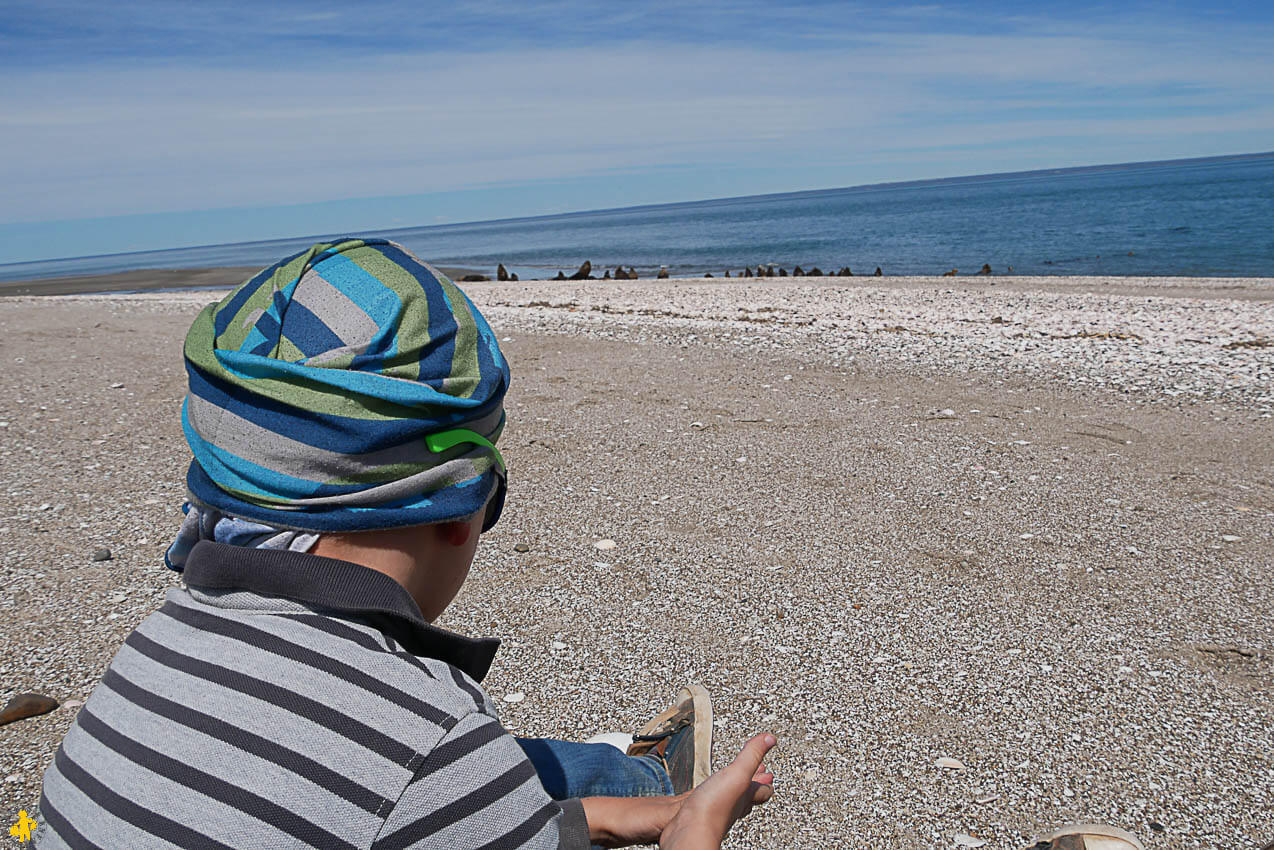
{"left": 502, "top": 692, "right": 525, "bottom": 704}
{"left": 935, "top": 757, "right": 966, "bottom": 770}
{"left": 593, "top": 539, "right": 617, "bottom": 550}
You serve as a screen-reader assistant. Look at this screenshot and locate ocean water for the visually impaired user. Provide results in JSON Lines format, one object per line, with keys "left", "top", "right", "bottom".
{"left": 3, "top": 152, "right": 1273, "bottom": 285}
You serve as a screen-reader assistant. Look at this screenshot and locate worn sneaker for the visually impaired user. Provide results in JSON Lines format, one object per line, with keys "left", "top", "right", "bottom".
{"left": 1028, "top": 824, "right": 1146, "bottom": 850}
{"left": 626, "top": 684, "right": 713, "bottom": 794}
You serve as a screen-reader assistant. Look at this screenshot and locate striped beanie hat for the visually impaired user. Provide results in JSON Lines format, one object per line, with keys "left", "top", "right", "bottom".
{"left": 180, "top": 238, "right": 509, "bottom": 532}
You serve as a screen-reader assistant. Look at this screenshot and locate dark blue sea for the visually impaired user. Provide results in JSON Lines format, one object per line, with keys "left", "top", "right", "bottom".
{"left": 3, "top": 152, "right": 1273, "bottom": 284}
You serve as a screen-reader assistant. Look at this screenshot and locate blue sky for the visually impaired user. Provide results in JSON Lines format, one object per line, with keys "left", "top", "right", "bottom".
{"left": 2, "top": 0, "right": 1272, "bottom": 263}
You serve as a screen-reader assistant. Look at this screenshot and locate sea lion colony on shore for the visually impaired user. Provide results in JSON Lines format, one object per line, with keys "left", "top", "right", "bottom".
{"left": 460, "top": 260, "right": 1005, "bottom": 282}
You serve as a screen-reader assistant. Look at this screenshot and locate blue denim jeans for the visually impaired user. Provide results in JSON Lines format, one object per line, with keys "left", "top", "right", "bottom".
{"left": 516, "top": 737, "right": 673, "bottom": 798}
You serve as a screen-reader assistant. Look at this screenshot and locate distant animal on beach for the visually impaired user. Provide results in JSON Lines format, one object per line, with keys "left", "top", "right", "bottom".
{"left": 657, "top": 266, "right": 670, "bottom": 279}
{"left": 603, "top": 269, "right": 611, "bottom": 280}
{"left": 652, "top": 262, "right": 858, "bottom": 280}
{"left": 874, "top": 267, "right": 883, "bottom": 276}
{"left": 497, "top": 263, "right": 510, "bottom": 281}
{"left": 460, "top": 273, "right": 489, "bottom": 282}
{"left": 942, "top": 269, "right": 958, "bottom": 277}
{"left": 978, "top": 264, "right": 992, "bottom": 275}
{"left": 569, "top": 261, "right": 592, "bottom": 280}
{"left": 554, "top": 270, "right": 567, "bottom": 280}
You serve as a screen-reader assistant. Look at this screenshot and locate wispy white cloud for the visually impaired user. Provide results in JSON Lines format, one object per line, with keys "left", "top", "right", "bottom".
{"left": 1, "top": 2, "right": 1271, "bottom": 240}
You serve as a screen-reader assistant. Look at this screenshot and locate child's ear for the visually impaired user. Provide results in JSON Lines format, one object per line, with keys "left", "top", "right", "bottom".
{"left": 436, "top": 521, "right": 472, "bottom": 547}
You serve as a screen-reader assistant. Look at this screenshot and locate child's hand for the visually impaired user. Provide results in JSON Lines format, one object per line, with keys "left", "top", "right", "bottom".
{"left": 659, "top": 733, "right": 777, "bottom": 849}
{"left": 581, "top": 793, "right": 685, "bottom": 847}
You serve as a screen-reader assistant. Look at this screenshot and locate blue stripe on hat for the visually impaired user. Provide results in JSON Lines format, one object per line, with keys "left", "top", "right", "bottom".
{"left": 380, "top": 243, "right": 457, "bottom": 380}
{"left": 309, "top": 252, "right": 403, "bottom": 375}
{"left": 182, "top": 406, "right": 322, "bottom": 501}
{"left": 185, "top": 363, "right": 450, "bottom": 453}
{"left": 212, "top": 348, "right": 498, "bottom": 412}
{"left": 213, "top": 265, "right": 273, "bottom": 338}
{"left": 281, "top": 300, "right": 346, "bottom": 359}
{"left": 185, "top": 463, "right": 500, "bottom": 532}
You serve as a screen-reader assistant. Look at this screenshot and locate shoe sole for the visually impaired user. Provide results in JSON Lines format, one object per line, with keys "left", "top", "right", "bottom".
{"left": 680, "top": 684, "right": 713, "bottom": 789}
{"left": 632, "top": 684, "right": 714, "bottom": 790}
{"left": 1033, "top": 823, "right": 1146, "bottom": 850}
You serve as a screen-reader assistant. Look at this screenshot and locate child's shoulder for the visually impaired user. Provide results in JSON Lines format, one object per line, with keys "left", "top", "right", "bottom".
{"left": 148, "top": 588, "right": 495, "bottom": 740}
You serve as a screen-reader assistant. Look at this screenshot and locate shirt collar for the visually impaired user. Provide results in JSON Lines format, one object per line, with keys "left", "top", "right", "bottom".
{"left": 183, "top": 540, "right": 500, "bottom": 682}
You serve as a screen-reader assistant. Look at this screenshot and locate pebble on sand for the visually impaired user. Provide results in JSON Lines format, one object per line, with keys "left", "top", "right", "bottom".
{"left": 503, "top": 692, "right": 526, "bottom": 703}
{"left": 92, "top": 547, "right": 112, "bottom": 562}
{"left": 514, "top": 543, "right": 531, "bottom": 553}
{"left": 0, "top": 693, "right": 60, "bottom": 726}
{"left": 593, "top": 539, "right": 617, "bottom": 551}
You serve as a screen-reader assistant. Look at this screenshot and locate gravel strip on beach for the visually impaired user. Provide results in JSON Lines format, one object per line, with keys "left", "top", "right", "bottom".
{"left": 1, "top": 276, "right": 1271, "bottom": 849}
{"left": 475, "top": 276, "right": 1274, "bottom": 413}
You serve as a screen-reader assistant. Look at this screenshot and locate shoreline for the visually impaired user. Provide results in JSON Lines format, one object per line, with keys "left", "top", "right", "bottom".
{"left": 2, "top": 265, "right": 1274, "bottom": 301}
{"left": 0, "top": 264, "right": 488, "bottom": 298}
{"left": 10, "top": 274, "right": 1271, "bottom": 413}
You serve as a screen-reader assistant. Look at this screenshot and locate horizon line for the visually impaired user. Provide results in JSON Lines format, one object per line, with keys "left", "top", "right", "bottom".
{"left": 4, "top": 149, "right": 1271, "bottom": 269}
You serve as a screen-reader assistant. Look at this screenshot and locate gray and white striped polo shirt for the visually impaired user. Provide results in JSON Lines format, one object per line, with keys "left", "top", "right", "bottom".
{"left": 35, "top": 541, "right": 589, "bottom": 849}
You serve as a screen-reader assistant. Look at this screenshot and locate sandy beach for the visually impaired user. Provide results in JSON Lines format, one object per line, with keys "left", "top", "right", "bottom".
{"left": 1, "top": 273, "right": 1271, "bottom": 848}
